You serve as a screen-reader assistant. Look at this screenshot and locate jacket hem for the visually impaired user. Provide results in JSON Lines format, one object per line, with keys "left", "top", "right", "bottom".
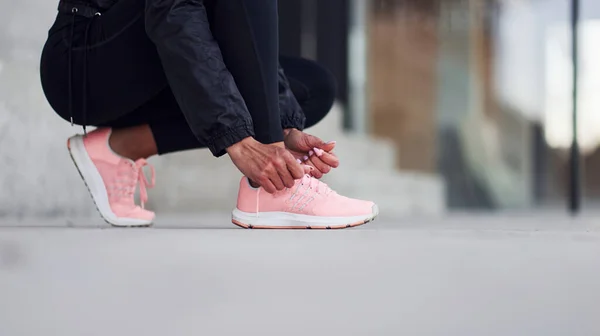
{"left": 207, "top": 122, "right": 255, "bottom": 157}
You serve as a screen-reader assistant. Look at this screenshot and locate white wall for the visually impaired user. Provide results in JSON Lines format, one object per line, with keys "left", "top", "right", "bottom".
{"left": 0, "top": 0, "right": 97, "bottom": 217}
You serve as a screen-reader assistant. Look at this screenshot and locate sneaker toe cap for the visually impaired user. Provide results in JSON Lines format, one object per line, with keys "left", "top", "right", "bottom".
{"left": 317, "top": 197, "right": 376, "bottom": 217}
{"left": 119, "top": 207, "right": 155, "bottom": 222}
{"left": 355, "top": 200, "right": 377, "bottom": 216}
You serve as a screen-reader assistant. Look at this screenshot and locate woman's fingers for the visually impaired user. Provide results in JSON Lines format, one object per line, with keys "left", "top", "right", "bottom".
{"left": 318, "top": 151, "right": 339, "bottom": 168}
{"left": 270, "top": 158, "right": 292, "bottom": 190}
{"left": 284, "top": 154, "right": 305, "bottom": 180}
{"left": 303, "top": 147, "right": 339, "bottom": 168}
{"left": 277, "top": 168, "right": 295, "bottom": 189}
{"left": 270, "top": 153, "right": 304, "bottom": 190}
{"left": 307, "top": 156, "right": 327, "bottom": 178}
{"left": 257, "top": 175, "right": 277, "bottom": 193}
{"left": 301, "top": 148, "right": 337, "bottom": 178}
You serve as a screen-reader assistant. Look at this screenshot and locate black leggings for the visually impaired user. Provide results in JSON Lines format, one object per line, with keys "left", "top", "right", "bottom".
{"left": 40, "top": 0, "right": 336, "bottom": 154}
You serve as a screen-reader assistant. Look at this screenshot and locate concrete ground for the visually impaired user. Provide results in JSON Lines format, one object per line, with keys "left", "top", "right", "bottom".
{"left": 1, "top": 213, "right": 600, "bottom": 336}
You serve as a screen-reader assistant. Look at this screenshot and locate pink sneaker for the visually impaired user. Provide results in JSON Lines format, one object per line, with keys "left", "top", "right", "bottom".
{"left": 232, "top": 176, "right": 378, "bottom": 229}
{"left": 67, "top": 128, "right": 155, "bottom": 227}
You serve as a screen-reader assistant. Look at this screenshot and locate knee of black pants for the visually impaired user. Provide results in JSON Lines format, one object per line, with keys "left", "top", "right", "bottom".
{"left": 310, "top": 70, "right": 337, "bottom": 128}
{"left": 291, "top": 59, "right": 337, "bottom": 129}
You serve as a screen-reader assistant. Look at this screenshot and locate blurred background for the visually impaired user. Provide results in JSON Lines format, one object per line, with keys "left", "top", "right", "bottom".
{"left": 0, "top": 0, "right": 598, "bottom": 219}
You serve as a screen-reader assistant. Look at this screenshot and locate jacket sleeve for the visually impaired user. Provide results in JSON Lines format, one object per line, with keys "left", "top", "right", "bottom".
{"left": 278, "top": 64, "right": 306, "bottom": 131}
{"left": 145, "top": 0, "right": 254, "bottom": 157}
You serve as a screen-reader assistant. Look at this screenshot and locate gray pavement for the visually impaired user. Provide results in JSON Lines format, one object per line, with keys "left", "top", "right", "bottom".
{"left": 1, "top": 213, "right": 600, "bottom": 336}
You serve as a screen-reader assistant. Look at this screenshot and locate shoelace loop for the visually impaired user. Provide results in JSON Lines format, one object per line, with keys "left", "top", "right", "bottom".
{"left": 300, "top": 174, "right": 332, "bottom": 195}
{"left": 133, "top": 159, "right": 155, "bottom": 209}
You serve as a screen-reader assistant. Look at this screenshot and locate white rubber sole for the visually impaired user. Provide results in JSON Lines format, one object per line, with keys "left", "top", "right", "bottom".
{"left": 67, "top": 135, "right": 154, "bottom": 227}
{"left": 231, "top": 204, "right": 379, "bottom": 229}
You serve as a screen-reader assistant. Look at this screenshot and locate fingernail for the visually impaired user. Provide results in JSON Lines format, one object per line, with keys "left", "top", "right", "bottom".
{"left": 304, "top": 165, "right": 314, "bottom": 170}
{"left": 303, "top": 155, "right": 309, "bottom": 161}
{"left": 296, "top": 159, "right": 302, "bottom": 164}
{"left": 309, "top": 150, "right": 314, "bottom": 156}
{"left": 325, "top": 141, "right": 337, "bottom": 145}
{"left": 313, "top": 148, "right": 324, "bottom": 157}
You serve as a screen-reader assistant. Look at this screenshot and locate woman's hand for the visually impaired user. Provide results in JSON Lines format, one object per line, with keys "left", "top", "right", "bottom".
{"left": 283, "top": 129, "right": 339, "bottom": 179}
{"left": 226, "top": 137, "right": 307, "bottom": 194}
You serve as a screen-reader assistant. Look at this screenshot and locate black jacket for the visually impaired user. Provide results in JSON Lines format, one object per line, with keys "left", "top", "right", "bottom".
{"left": 60, "top": 0, "right": 306, "bottom": 157}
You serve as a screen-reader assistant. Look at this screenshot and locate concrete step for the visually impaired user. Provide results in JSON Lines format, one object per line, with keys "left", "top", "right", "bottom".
{"left": 307, "top": 103, "right": 398, "bottom": 172}
{"left": 306, "top": 103, "right": 346, "bottom": 139}
{"left": 319, "top": 134, "right": 397, "bottom": 172}
{"left": 321, "top": 169, "right": 447, "bottom": 216}
{"left": 148, "top": 152, "right": 241, "bottom": 212}
{"left": 149, "top": 156, "right": 446, "bottom": 216}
